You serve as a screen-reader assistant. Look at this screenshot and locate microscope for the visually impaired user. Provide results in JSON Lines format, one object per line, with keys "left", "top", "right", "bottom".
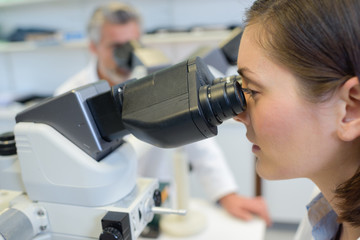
{"left": 113, "top": 40, "right": 171, "bottom": 75}
{"left": 0, "top": 57, "right": 246, "bottom": 240}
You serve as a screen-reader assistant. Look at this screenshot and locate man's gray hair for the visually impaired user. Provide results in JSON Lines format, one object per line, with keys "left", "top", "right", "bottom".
{"left": 87, "top": 2, "right": 141, "bottom": 44}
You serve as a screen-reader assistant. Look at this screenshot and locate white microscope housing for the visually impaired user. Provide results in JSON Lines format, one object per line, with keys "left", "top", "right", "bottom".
{"left": 0, "top": 57, "right": 246, "bottom": 240}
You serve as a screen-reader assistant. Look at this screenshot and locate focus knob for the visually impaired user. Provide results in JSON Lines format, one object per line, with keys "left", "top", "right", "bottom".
{"left": 153, "top": 189, "right": 162, "bottom": 207}
{"left": 99, "top": 227, "right": 123, "bottom": 240}
{"left": 0, "top": 132, "right": 16, "bottom": 156}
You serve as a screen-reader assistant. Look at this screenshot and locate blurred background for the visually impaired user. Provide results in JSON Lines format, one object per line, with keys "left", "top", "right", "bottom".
{"left": 0, "top": 0, "right": 255, "bottom": 97}
{"left": 0, "top": 0, "right": 315, "bottom": 239}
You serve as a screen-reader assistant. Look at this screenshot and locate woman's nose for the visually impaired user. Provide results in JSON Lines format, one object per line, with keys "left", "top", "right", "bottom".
{"left": 233, "top": 111, "right": 249, "bottom": 125}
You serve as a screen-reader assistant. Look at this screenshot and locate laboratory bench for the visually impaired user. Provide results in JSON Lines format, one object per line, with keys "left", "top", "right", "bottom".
{"left": 139, "top": 198, "right": 266, "bottom": 240}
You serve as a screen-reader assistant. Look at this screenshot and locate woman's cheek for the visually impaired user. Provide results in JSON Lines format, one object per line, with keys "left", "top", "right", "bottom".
{"left": 253, "top": 101, "right": 293, "bottom": 136}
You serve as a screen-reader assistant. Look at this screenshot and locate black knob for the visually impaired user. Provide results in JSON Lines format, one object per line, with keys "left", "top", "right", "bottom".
{"left": 153, "top": 189, "right": 162, "bottom": 207}
{"left": 99, "top": 227, "right": 123, "bottom": 240}
{"left": 0, "top": 132, "right": 17, "bottom": 156}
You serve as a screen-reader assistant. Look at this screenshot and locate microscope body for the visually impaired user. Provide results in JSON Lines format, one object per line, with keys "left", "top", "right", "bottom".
{"left": 1, "top": 82, "right": 159, "bottom": 240}
{"left": 0, "top": 57, "right": 246, "bottom": 240}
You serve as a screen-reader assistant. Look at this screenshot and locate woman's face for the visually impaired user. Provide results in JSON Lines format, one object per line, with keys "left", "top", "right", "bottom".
{"left": 234, "top": 25, "right": 340, "bottom": 180}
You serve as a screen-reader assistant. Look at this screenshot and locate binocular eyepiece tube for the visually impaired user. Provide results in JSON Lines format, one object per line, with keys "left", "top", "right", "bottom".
{"left": 199, "top": 75, "right": 246, "bottom": 127}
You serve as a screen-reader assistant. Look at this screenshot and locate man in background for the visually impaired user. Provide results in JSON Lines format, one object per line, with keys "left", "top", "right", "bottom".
{"left": 54, "top": 2, "right": 271, "bottom": 226}
{"left": 55, "top": 2, "right": 141, "bottom": 94}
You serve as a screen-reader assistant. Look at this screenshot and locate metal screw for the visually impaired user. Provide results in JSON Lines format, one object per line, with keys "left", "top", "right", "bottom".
{"left": 37, "top": 209, "right": 44, "bottom": 216}
{"left": 40, "top": 225, "right": 47, "bottom": 231}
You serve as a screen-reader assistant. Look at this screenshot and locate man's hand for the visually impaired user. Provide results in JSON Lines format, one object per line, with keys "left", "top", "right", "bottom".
{"left": 218, "top": 193, "right": 272, "bottom": 226}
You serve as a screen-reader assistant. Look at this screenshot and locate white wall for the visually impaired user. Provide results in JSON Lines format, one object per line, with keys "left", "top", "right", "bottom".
{"left": 0, "top": 0, "right": 255, "bottom": 36}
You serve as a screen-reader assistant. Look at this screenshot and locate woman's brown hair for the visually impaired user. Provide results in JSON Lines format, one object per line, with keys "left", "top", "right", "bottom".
{"left": 245, "top": 0, "right": 360, "bottom": 226}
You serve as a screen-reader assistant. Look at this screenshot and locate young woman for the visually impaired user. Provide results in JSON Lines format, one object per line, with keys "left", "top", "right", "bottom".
{"left": 234, "top": 0, "right": 360, "bottom": 239}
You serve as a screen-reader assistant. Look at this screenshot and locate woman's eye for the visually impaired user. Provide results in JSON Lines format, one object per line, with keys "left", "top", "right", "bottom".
{"left": 242, "top": 88, "right": 259, "bottom": 99}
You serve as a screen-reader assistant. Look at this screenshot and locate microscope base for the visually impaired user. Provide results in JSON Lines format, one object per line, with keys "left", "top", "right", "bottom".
{"left": 0, "top": 178, "right": 158, "bottom": 240}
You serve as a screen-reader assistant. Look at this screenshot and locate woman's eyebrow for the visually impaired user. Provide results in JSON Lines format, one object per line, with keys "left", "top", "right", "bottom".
{"left": 237, "top": 67, "right": 249, "bottom": 76}
{"left": 237, "top": 67, "right": 263, "bottom": 88}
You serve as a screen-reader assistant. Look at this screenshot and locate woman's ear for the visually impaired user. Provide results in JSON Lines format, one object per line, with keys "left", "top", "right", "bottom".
{"left": 338, "top": 76, "right": 360, "bottom": 141}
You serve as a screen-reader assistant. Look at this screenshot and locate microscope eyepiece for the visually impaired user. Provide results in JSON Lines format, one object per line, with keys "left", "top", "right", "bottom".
{"left": 199, "top": 75, "right": 246, "bottom": 126}
{"left": 113, "top": 41, "right": 136, "bottom": 72}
